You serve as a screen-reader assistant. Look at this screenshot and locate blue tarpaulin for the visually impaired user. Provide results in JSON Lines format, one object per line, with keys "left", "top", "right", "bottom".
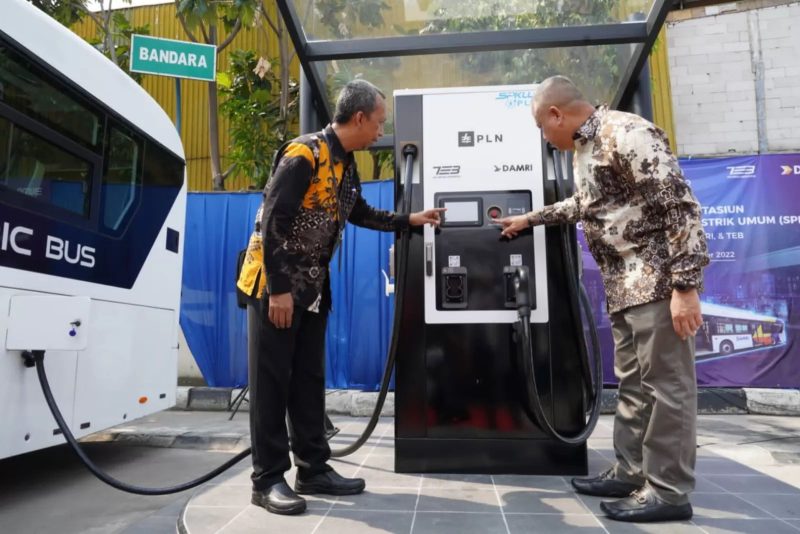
{"left": 179, "top": 181, "right": 395, "bottom": 389}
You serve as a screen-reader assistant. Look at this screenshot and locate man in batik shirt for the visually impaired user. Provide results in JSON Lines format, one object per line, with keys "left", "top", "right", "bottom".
{"left": 496, "top": 76, "right": 709, "bottom": 523}
{"left": 238, "top": 79, "right": 443, "bottom": 515}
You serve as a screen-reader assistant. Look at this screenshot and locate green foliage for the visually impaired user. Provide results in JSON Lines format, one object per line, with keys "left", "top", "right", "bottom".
{"left": 219, "top": 50, "right": 299, "bottom": 188}
{"left": 28, "top": 1, "right": 149, "bottom": 85}
{"left": 418, "top": 0, "right": 627, "bottom": 104}
{"left": 176, "top": 0, "right": 258, "bottom": 34}
{"left": 27, "top": 0, "right": 86, "bottom": 26}
{"left": 87, "top": 12, "right": 150, "bottom": 84}
{"left": 313, "top": 0, "right": 391, "bottom": 39}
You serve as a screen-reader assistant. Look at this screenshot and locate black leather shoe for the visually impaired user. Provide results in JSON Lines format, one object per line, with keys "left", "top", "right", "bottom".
{"left": 295, "top": 469, "right": 365, "bottom": 496}
{"left": 251, "top": 480, "right": 307, "bottom": 515}
{"left": 571, "top": 468, "right": 641, "bottom": 497}
{"left": 600, "top": 487, "right": 693, "bottom": 522}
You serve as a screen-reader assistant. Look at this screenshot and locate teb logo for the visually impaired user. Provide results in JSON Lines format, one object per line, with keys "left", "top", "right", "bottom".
{"left": 726, "top": 165, "right": 756, "bottom": 179}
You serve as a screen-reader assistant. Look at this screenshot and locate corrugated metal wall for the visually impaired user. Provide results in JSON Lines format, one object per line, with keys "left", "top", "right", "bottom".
{"left": 71, "top": 2, "right": 300, "bottom": 191}
{"left": 649, "top": 27, "right": 678, "bottom": 153}
{"left": 71, "top": 4, "right": 678, "bottom": 187}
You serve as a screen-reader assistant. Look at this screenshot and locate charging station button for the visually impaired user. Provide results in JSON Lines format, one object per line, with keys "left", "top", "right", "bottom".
{"left": 488, "top": 206, "right": 502, "bottom": 219}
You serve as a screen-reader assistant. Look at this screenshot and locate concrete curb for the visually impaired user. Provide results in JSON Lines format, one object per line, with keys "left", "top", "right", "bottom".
{"left": 170, "top": 386, "right": 800, "bottom": 416}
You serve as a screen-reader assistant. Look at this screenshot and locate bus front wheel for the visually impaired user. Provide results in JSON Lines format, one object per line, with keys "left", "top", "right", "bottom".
{"left": 720, "top": 340, "right": 734, "bottom": 355}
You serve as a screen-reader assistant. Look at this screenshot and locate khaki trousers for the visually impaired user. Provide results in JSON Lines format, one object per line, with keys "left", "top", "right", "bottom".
{"left": 610, "top": 298, "right": 697, "bottom": 505}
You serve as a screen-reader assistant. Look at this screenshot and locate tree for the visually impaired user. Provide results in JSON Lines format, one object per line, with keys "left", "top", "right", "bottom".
{"left": 27, "top": 0, "right": 150, "bottom": 83}
{"left": 314, "top": 0, "right": 395, "bottom": 181}
{"left": 218, "top": 50, "right": 299, "bottom": 189}
{"left": 417, "top": 0, "right": 642, "bottom": 104}
{"left": 175, "top": 0, "right": 259, "bottom": 190}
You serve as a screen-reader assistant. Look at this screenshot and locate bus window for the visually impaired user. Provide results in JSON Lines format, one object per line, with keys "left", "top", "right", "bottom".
{"left": 102, "top": 126, "right": 141, "bottom": 231}
{"left": 0, "top": 43, "right": 102, "bottom": 149}
{"left": 735, "top": 323, "right": 749, "bottom": 334}
{"left": 0, "top": 116, "right": 92, "bottom": 216}
{"left": 142, "top": 140, "right": 184, "bottom": 189}
{"left": 717, "top": 322, "right": 734, "bottom": 334}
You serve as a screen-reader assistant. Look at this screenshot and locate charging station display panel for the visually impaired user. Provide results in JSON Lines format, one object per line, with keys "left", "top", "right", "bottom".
{"left": 439, "top": 198, "right": 482, "bottom": 227}
{"left": 406, "top": 85, "right": 549, "bottom": 324}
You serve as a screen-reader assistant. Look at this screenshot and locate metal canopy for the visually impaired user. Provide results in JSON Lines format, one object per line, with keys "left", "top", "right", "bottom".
{"left": 276, "top": 0, "right": 671, "bottom": 145}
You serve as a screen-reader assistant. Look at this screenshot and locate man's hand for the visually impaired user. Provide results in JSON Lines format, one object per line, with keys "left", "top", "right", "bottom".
{"left": 670, "top": 288, "right": 703, "bottom": 340}
{"left": 409, "top": 207, "right": 446, "bottom": 227}
{"left": 493, "top": 215, "right": 529, "bottom": 239}
{"left": 268, "top": 292, "right": 294, "bottom": 329}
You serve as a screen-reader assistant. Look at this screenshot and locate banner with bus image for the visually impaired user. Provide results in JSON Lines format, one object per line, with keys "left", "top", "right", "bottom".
{"left": 581, "top": 153, "right": 800, "bottom": 388}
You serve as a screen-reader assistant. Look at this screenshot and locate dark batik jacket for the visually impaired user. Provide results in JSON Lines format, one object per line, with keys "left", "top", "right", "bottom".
{"left": 529, "top": 106, "right": 709, "bottom": 314}
{"left": 237, "top": 125, "right": 409, "bottom": 311}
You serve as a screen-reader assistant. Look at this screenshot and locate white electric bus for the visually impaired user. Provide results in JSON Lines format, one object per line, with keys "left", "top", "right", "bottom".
{"left": 1, "top": 0, "right": 186, "bottom": 459}
{"left": 697, "top": 302, "right": 786, "bottom": 358}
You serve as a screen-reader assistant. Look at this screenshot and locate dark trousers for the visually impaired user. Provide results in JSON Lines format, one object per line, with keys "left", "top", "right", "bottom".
{"left": 247, "top": 298, "right": 331, "bottom": 491}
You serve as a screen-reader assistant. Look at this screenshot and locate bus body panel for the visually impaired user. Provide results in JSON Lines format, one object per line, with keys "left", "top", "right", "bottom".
{"left": 1, "top": 0, "right": 187, "bottom": 459}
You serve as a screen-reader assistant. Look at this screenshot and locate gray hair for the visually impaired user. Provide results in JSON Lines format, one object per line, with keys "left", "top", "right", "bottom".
{"left": 534, "top": 75, "right": 586, "bottom": 109}
{"left": 333, "top": 79, "right": 386, "bottom": 124}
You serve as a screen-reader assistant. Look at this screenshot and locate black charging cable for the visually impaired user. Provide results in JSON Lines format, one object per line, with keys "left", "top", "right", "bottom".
{"left": 330, "top": 143, "right": 418, "bottom": 457}
{"left": 512, "top": 146, "right": 603, "bottom": 445}
{"left": 25, "top": 350, "right": 251, "bottom": 495}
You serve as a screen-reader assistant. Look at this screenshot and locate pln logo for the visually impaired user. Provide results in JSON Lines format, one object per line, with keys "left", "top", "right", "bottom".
{"left": 457, "top": 131, "right": 504, "bottom": 147}
{"left": 726, "top": 165, "right": 756, "bottom": 179}
{"left": 780, "top": 165, "right": 800, "bottom": 176}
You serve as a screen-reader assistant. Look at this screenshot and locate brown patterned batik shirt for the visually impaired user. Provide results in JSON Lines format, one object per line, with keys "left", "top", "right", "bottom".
{"left": 237, "top": 125, "right": 409, "bottom": 312}
{"left": 529, "top": 106, "right": 709, "bottom": 314}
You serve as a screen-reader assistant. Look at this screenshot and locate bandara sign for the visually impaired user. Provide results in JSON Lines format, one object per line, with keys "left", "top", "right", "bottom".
{"left": 130, "top": 34, "right": 216, "bottom": 82}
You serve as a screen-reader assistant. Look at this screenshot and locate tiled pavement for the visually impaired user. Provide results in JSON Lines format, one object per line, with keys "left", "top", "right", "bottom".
{"left": 178, "top": 415, "right": 800, "bottom": 534}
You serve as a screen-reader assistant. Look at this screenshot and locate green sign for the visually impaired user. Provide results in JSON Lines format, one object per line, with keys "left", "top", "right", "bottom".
{"left": 130, "top": 34, "right": 216, "bottom": 82}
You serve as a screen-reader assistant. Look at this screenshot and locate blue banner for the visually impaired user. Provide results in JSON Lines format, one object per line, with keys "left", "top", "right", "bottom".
{"left": 179, "top": 182, "right": 395, "bottom": 389}
{"left": 582, "top": 153, "right": 800, "bottom": 387}
{"left": 181, "top": 154, "right": 800, "bottom": 390}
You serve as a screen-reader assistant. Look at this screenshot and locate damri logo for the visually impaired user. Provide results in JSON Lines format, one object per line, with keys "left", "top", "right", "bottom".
{"left": 494, "top": 163, "right": 533, "bottom": 172}
{"left": 458, "top": 131, "right": 503, "bottom": 147}
{"left": 781, "top": 165, "right": 800, "bottom": 175}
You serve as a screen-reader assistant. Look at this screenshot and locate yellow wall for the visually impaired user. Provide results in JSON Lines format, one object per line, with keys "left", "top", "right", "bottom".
{"left": 71, "top": 4, "right": 677, "bottom": 186}
{"left": 649, "top": 27, "right": 678, "bottom": 154}
{"left": 72, "top": 3, "right": 299, "bottom": 191}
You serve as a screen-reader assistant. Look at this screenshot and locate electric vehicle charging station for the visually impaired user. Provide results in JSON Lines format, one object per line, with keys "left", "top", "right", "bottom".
{"left": 391, "top": 85, "right": 594, "bottom": 475}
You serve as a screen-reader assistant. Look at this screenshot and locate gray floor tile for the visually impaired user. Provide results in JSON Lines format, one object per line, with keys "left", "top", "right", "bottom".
{"left": 190, "top": 483, "right": 249, "bottom": 507}
{"left": 219, "top": 504, "right": 325, "bottom": 533}
{"left": 573, "top": 493, "right": 612, "bottom": 516}
{"left": 695, "top": 476, "right": 728, "bottom": 493}
{"left": 321, "top": 510, "right": 414, "bottom": 533}
{"left": 356, "top": 466, "right": 422, "bottom": 488}
{"left": 421, "top": 473, "right": 494, "bottom": 490}
{"left": 506, "top": 514, "right": 604, "bottom": 533}
{"left": 492, "top": 475, "right": 569, "bottom": 492}
{"left": 499, "top": 489, "right": 588, "bottom": 515}
{"left": 416, "top": 488, "right": 501, "bottom": 512}
{"left": 182, "top": 505, "right": 247, "bottom": 534}
{"left": 705, "top": 475, "right": 800, "bottom": 494}
{"left": 119, "top": 515, "right": 177, "bottom": 534}
{"left": 597, "top": 516, "right": 703, "bottom": 533}
{"left": 692, "top": 493, "right": 771, "bottom": 520}
{"left": 692, "top": 518, "right": 800, "bottom": 534}
{"left": 735, "top": 493, "right": 800, "bottom": 519}
{"left": 696, "top": 458, "right": 761, "bottom": 476}
{"left": 411, "top": 511, "right": 508, "bottom": 534}
{"left": 332, "top": 488, "right": 419, "bottom": 512}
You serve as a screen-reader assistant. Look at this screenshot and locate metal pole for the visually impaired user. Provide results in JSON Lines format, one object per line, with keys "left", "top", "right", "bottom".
{"left": 299, "top": 69, "right": 323, "bottom": 134}
{"left": 175, "top": 77, "right": 182, "bottom": 134}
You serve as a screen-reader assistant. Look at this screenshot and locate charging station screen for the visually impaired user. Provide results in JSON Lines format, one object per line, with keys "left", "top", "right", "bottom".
{"left": 443, "top": 201, "right": 479, "bottom": 225}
